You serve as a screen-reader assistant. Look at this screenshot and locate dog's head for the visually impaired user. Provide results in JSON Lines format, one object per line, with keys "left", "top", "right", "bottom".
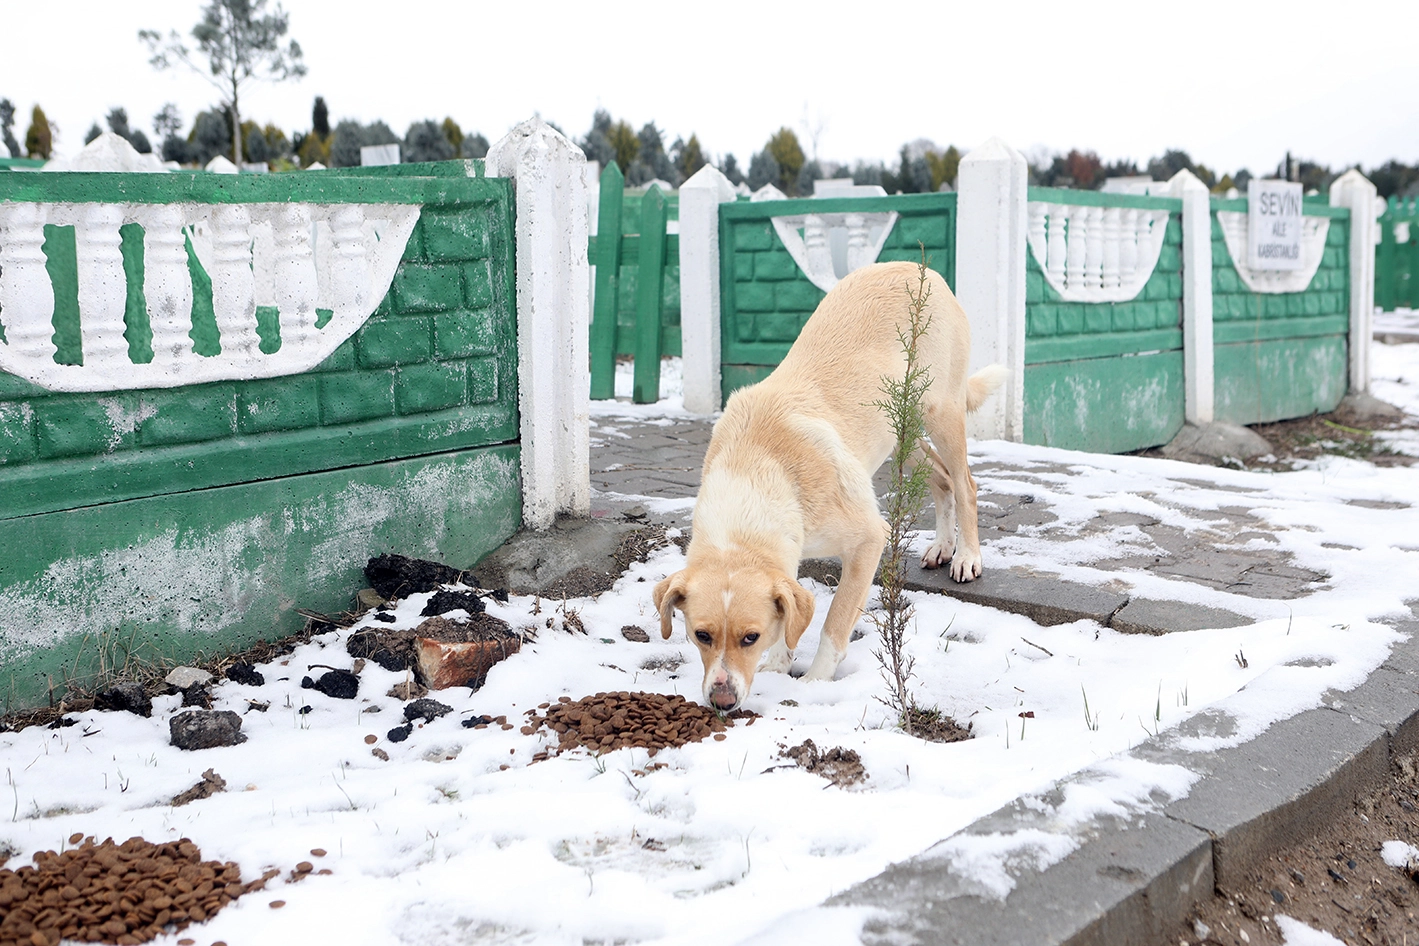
{"left": 653, "top": 557, "right": 815, "bottom": 713}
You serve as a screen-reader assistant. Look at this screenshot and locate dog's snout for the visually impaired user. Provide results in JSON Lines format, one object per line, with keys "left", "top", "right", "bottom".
{"left": 708, "top": 683, "right": 739, "bottom": 712}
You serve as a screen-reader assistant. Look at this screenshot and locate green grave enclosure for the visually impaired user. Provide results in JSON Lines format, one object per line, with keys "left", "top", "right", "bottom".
{"left": 717, "top": 192, "right": 957, "bottom": 404}
{"left": 1377, "top": 196, "right": 1419, "bottom": 312}
{"left": 1210, "top": 201, "right": 1350, "bottom": 425}
{"left": 1023, "top": 194, "right": 1185, "bottom": 453}
{"left": 0, "top": 163, "right": 522, "bottom": 709}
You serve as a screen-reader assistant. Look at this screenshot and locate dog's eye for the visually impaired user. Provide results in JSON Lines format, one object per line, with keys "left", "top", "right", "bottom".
{"left": 694, "top": 630, "right": 713, "bottom": 645}
{"left": 740, "top": 632, "right": 760, "bottom": 647}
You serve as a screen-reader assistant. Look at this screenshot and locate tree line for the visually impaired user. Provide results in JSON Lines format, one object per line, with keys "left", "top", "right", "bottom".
{"left": 3, "top": 95, "right": 1417, "bottom": 201}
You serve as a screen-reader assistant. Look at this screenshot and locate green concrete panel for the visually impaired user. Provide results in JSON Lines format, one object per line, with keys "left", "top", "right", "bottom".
{"left": 138, "top": 385, "right": 238, "bottom": 447}
{"left": 752, "top": 250, "right": 800, "bottom": 282}
{"left": 1024, "top": 351, "right": 1185, "bottom": 453}
{"left": 462, "top": 260, "right": 494, "bottom": 308}
{"left": 433, "top": 309, "right": 500, "bottom": 359}
{"left": 1215, "top": 336, "right": 1348, "bottom": 426}
{"left": 393, "top": 263, "right": 464, "bottom": 313}
{"left": 320, "top": 370, "right": 396, "bottom": 425}
{"left": 468, "top": 357, "right": 499, "bottom": 404}
{"left": 421, "top": 208, "right": 492, "bottom": 261}
{"left": 34, "top": 396, "right": 138, "bottom": 459}
{"left": 238, "top": 376, "right": 322, "bottom": 435}
{"left": 0, "top": 445, "right": 521, "bottom": 710}
{"left": 732, "top": 223, "right": 774, "bottom": 251}
{"left": 396, "top": 361, "right": 466, "bottom": 415}
{"left": 0, "top": 402, "right": 36, "bottom": 465}
{"left": 356, "top": 316, "right": 434, "bottom": 367}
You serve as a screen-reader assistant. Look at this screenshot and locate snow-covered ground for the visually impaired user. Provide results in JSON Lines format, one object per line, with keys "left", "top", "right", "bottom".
{"left": 3, "top": 347, "right": 1418, "bottom": 946}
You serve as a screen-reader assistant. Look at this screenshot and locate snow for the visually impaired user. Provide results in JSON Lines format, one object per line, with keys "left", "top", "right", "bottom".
{"left": 1276, "top": 915, "right": 1349, "bottom": 946}
{"left": 1381, "top": 838, "right": 1419, "bottom": 870}
{"left": 2, "top": 347, "right": 1418, "bottom": 944}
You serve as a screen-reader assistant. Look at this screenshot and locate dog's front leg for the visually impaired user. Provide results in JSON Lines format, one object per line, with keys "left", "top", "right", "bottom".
{"left": 758, "top": 636, "right": 793, "bottom": 673}
{"left": 803, "top": 527, "right": 886, "bottom": 681}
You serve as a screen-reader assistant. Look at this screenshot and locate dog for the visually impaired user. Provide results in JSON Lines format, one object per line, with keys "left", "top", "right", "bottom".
{"left": 653, "top": 261, "right": 1006, "bottom": 712}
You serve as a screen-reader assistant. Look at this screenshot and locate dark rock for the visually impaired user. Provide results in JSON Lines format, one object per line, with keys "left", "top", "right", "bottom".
{"left": 374, "top": 612, "right": 397, "bottom": 623}
{"left": 181, "top": 684, "right": 212, "bottom": 708}
{"left": 421, "top": 589, "right": 486, "bottom": 617}
{"left": 300, "top": 670, "right": 359, "bottom": 700}
{"left": 387, "top": 724, "right": 412, "bottom": 743}
{"left": 365, "top": 553, "right": 465, "bottom": 600}
{"left": 94, "top": 681, "right": 152, "bottom": 717}
{"left": 403, "top": 699, "right": 453, "bottom": 724}
{"left": 169, "top": 710, "right": 246, "bottom": 750}
{"left": 620, "top": 625, "right": 651, "bottom": 643}
{"left": 226, "top": 663, "right": 265, "bottom": 686}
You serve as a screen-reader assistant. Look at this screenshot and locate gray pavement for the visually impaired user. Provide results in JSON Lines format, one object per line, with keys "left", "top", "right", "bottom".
{"left": 580, "top": 406, "right": 1419, "bottom": 946}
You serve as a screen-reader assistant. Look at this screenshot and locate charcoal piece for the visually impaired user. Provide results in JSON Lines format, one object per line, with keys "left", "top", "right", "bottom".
{"left": 462, "top": 714, "right": 494, "bottom": 729}
{"left": 300, "top": 670, "right": 359, "bottom": 699}
{"left": 226, "top": 663, "right": 265, "bottom": 686}
{"left": 387, "top": 724, "right": 412, "bottom": 743}
{"left": 403, "top": 699, "right": 453, "bottom": 723}
{"left": 365, "top": 553, "right": 464, "bottom": 600}
{"left": 421, "top": 589, "right": 486, "bottom": 617}
{"left": 181, "top": 684, "right": 212, "bottom": 708}
{"left": 94, "top": 681, "right": 152, "bottom": 717}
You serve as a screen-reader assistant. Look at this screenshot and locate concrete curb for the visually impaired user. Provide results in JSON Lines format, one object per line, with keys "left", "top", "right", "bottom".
{"left": 827, "top": 611, "right": 1419, "bottom": 945}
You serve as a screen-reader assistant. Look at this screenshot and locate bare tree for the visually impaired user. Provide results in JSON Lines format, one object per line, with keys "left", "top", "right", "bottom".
{"left": 140, "top": 0, "right": 305, "bottom": 165}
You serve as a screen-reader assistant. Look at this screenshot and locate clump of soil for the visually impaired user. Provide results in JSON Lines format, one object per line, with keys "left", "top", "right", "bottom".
{"left": 364, "top": 553, "right": 468, "bottom": 600}
{"left": 1176, "top": 753, "right": 1419, "bottom": 945}
{"left": 777, "top": 739, "right": 868, "bottom": 787}
{"left": 903, "top": 706, "right": 974, "bottom": 743}
{"left": 0, "top": 835, "right": 271, "bottom": 945}
{"left": 170, "top": 769, "right": 226, "bottom": 808}
{"left": 522, "top": 692, "right": 756, "bottom": 757}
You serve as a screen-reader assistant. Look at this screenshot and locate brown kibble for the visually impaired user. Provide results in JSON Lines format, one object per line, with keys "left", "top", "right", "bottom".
{"left": 317, "top": 868, "right": 332, "bottom": 875}
{"left": 364, "top": 734, "right": 377, "bottom": 744}
{"left": 713, "top": 733, "right": 727, "bottom": 741}
{"left": 178, "top": 940, "right": 196, "bottom": 945}
{"left": 269, "top": 899, "right": 286, "bottom": 909}
{"left": 295, "top": 862, "right": 313, "bottom": 874}
{"left": 68, "top": 833, "right": 84, "bottom": 845}
{"left": 310, "top": 848, "right": 327, "bottom": 857}
{"left": 372, "top": 747, "right": 390, "bottom": 761}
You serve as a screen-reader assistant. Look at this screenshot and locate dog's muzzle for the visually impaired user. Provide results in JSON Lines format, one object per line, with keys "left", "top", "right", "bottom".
{"left": 707, "top": 682, "right": 739, "bottom": 712}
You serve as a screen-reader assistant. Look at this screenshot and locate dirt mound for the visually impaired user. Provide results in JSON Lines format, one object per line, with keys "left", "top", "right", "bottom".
{"left": 522, "top": 692, "right": 755, "bottom": 757}
{"left": 0, "top": 835, "right": 270, "bottom": 945}
{"left": 363, "top": 554, "right": 466, "bottom": 599}
{"left": 777, "top": 739, "right": 868, "bottom": 787}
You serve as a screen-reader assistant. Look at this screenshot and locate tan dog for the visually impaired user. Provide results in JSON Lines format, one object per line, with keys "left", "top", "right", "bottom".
{"left": 654, "top": 261, "right": 1006, "bottom": 711}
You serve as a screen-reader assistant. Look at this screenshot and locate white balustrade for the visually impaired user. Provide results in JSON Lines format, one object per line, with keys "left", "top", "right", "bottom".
{"left": 0, "top": 202, "right": 59, "bottom": 364}
{"left": 140, "top": 205, "right": 195, "bottom": 367}
{"left": 802, "top": 215, "right": 833, "bottom": 288}
{"left": 74, "top": 203, "right": 131, "bottom": 372}
{"left": 1027, "top": 200, "right": 1171, "bottom": 303}
{"left": 0, "top": 200, "right": 419, "bottom": 392}
{"left": 769, "top": 210, "right": 899, "bottom": 292}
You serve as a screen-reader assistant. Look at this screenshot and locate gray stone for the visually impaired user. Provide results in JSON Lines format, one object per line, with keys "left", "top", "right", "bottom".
{"left": 1139, "top": 707, "right": 1388, "bottom": 887}
{"left": 474, "top": 515, "right": 654, "bottom": 596}
{"left": 165, "top": 666, "right": 213, "bottom": 690}
{"left": 1339, "top": 391, "right": 1404, "bottom": 420}
{"left": 906, "top": 564, "right": 1128, "bottom": 628}
{"left": 1110, "top": 598, "right": 1253, "bottom": 636}
{"left": 1161, "top": 422, "right": 1273, "bottom": 463}
{"left": 169, "top": 710, "right": 246, "bottom": 750}
{"left": 1322, "top": 666, "right": 1419, "bottom": 757}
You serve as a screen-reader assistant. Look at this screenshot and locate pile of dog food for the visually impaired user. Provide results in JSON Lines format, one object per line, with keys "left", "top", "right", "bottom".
{"left": 522, "top": 691, "right": 754, "bottom": 756}
{"left": 0, "top": 835, "right": 266, "bottom": 946}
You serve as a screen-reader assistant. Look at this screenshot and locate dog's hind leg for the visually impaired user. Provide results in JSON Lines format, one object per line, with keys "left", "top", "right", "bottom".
{"left": 918, "top": 439, "right": 957, "bottom": 570}
{"left": 924, "top": 405, "right": 983, "bottom": 582}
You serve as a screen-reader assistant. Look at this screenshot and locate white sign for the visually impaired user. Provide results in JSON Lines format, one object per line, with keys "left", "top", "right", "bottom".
{"left": 1248, "top": 179, "right": 1304, "bottom": 271}
{"left": 360, "top": 143, "right": 401, "bottom": 167}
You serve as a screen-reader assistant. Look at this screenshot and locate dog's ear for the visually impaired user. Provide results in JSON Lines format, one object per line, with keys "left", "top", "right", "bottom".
{"left": 653, "top": 571, "right": 688, "bottom": 640}
{"left": 773, "top": 577, "right": 816, "bottom": 651}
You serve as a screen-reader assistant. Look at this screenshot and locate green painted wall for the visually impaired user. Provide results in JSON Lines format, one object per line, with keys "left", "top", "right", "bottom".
{"left": 1376, "top": 196, "right": 1417, "bottom": 311}
{"left": 0, "top": 446, "right": 520, "bottom": 710}
{"left": 717, "top": 193, "right": 956, "bottom": 403}
{"left": 1023, "top": 214, "right": 1185, "bottom": 453}
{"left": 1211, "top": 211, "right": 1350, "bottom": 425}
{"left": 0, "top": 163, "right": 523, "bottom": 710}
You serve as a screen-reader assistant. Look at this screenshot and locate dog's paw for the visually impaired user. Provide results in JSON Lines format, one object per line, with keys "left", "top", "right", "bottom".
{"left": 801, "top": 645, "right": 843, "bottom": 682}
{"left": 949, "top": 551, "right": 983, "bottom": 583}
{"left": 759, "top": 641, "right": 793, "bottom": 674}
{"left": 920, "top": 539, "right": 955, "bottom": 570}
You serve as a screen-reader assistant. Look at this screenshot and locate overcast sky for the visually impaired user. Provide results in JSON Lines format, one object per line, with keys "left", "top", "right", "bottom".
{"left": 6, "top": 0, "right": 1418, "bottom": 176}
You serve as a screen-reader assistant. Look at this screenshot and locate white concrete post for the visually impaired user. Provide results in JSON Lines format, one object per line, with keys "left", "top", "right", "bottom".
{"left": 486, "top": 118, "right": 591, "bottom": 529}
{"left": 679, "top": 164, "right": 737, "bottom": 415}
{"left": 1329, "top": 169, "right": 1378, "bottom": 393}
{"left": 955, "top": 138, "right": 1027, "bottom": 442}
{"left": 1169, "top": 169, "right": 1215, "bottom": 424}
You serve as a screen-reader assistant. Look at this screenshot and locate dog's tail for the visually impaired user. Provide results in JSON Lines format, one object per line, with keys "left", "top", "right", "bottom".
{"left": 966, "top": 365, "right": 1009, "bottom": 413}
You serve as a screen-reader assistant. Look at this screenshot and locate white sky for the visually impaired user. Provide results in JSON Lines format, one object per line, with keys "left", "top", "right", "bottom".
{"left": 6, "top": 0, "right": 1419, "bottom": 176}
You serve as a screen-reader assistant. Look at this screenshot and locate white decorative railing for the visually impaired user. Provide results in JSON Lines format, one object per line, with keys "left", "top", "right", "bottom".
{"left": 0, "top": 201, "right": 419, "bottom": 392}
{"left": 1026, "top": 201, "right": 1171, "bottom": 303}
{"left": 1215, "top": 211, "right": 1330, "bottom": 294}
{"left": 771, "top": 211, "right": 899, "bottom": 292}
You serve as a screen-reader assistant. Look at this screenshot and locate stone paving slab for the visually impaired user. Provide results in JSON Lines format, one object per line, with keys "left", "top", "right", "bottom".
{"left": 1110, "top": 597, "right": 1254, "bottom": 636}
